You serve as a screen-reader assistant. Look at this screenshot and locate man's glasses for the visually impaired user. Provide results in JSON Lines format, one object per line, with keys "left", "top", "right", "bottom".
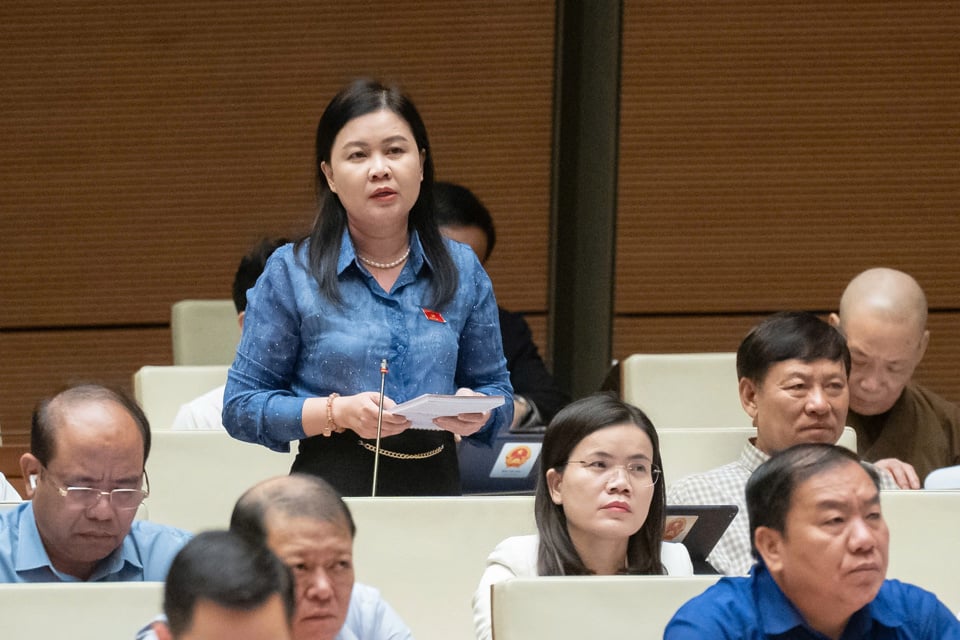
{"left": 562, "top": 459, "right": 661, "bottom": 487}
{"left": 42, "top": 469, "right": 150, "bottom": 511}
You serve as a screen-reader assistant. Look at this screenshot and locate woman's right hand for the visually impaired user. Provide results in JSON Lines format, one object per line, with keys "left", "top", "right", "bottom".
{"left": 332, "top": 392, "right": 412, "bottom": 439}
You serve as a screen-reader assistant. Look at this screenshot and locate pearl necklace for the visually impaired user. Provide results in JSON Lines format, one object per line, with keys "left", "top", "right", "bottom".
{"left": 357, "top": 246, "right": 411, "bottom": 269}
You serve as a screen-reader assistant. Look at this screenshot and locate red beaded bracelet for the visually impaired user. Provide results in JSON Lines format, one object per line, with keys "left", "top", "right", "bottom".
{"left": 324, "top": 392, "right": 341, "bottom": 437}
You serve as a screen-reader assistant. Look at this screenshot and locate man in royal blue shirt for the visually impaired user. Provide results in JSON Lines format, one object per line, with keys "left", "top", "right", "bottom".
{"left": 0, "top": 384, "right": 190, "bottom": 582}
{"left": 665, "top": 443, "right": 960, "bottom": 639}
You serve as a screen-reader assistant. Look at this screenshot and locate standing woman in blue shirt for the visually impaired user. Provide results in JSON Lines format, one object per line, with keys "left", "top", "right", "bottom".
{"left": 223, "top": 78, "right": 513, "bottom": 496}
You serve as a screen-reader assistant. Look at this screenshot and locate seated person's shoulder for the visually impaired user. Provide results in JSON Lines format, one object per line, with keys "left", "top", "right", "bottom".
{"left": 487, "top": 534, "right": 538, "bottom": 564}
{"left": 0, "top": 501, "right": 30, "bottom": 530}
{"left": 478, "top": 535, "right": 539, "bottom": 587}
{"left": 665, "top": 577, "right": 755, "bottom": 637}
{"left": 346, "top": 582, "right": 413, "bottom": 639}
{"left": 873, "top": 579, "right": 960, "bottom": 629}
{"left": 129, "top": 521, "right": 193, "bottom": 545}
{"left": 349, "top": 581, "right": 385, "bottom": 606}
{"left": 912, "top": 383, "right": 960, "bottom": 422}
{"left": 172, "top": 385, "right": 226, "bottom": 431}
{"left": 667, "top": 460, "right": 745, "bottom": 500}
{"left": 127, "top": 523, "right": 192, "bottom": 580}
{"left": 133, "top": 615, "right": 166, "bottom": 640}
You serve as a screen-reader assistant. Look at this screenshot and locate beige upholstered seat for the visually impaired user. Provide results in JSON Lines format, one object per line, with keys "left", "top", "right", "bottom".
{"left": 133, "top": 364, "right": 229, "bottom": 429}
{"left": 882, "top": 489, "right": 960, "bottom": 611}
{"left": 659, "top": 426, "right": 857, "bottom": 489}
{"left": 171, "top": 299, "right": 240, "bottom": 365}
{"left": 620, "top": 352, "right": 750, "bottom": 428}
{"left": 491, "top": 576, "right": 721, "bottom": 639}
{"left": 0, "top": 582, "right": 163, "bottom": 638}
{"left": 345, "top": 496, "right": 536, "bottom": 640}
{"left": 145, "top": 430, "right": 296, "bottom": 532}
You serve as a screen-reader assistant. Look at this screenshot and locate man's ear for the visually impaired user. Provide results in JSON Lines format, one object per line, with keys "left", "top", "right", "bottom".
{"left": 545, "top": 467, "right": 563, "bottom": 506}
{"left": 739, "top": 377, "right": 760, "bottom": 422}
{"left": 828, "top": 312, "right": 841, "bottom": 329}
{"left": 19, "top": 453, "right": 42, "bottom": 499}
{"left": 918, "top": 328, "right": 930, "bottom": 361}
{"left": 152, "top": 620, "right": 174, "bottom": 640}
{"left": 754, "top": 526, "right": 784, "bottom": 572}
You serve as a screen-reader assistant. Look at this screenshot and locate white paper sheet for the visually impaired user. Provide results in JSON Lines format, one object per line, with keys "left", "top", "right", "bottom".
{"left": 391, "top": 394, "right": 506, "bottom": 430}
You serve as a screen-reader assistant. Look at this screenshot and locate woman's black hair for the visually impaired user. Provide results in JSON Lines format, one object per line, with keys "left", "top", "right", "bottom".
{"left": 300, "top": 78, "right": 457, "bottom": 308}
{"left": 535, "top": 392, "right": 667, "bottom": 576}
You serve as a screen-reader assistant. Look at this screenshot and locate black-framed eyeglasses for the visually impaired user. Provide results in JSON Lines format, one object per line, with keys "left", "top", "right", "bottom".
{"left": 41, "top": 468, "right": 150, "bottom": 511}
{"left": 562, "top": 459, "right": 661, "bottom": 487}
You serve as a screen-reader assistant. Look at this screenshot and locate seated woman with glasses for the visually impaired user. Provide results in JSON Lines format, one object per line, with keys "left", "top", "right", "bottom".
{"left": 472, "top": 393, "right": 693, "bottom": 640}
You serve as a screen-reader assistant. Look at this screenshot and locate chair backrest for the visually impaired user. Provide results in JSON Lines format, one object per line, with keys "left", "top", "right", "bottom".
{"left": 620, "top": 352, "right": 750, "bottom": 428}
{"left": 923, "top": 464, "right": 960, "bottom": 489}
{"left": 344, "top": 496, "right": 536, "bottom": 640}
{"left": 0, "top": 582, "right": 163, "bottom": 638}
{"left": 491, "top": 576, "right": 721, "bottom": 640}
{"left": 881, "top": 489, "right": 960, "bottom": 611}
{"left": 171, "top": 299, "right": 240, "bottom": 365}
{"left": 660, "top": 426, "right": 857, "bottom": 489}
{"left": 133, "top": 365, "right": 229, "bottom": 430}
{"left": 145, "top": 431, "right": 296, "bottom": 532}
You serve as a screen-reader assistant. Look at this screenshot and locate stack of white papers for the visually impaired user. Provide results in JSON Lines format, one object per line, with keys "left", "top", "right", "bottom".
{"left": 392, "top": 394, "right": 506, "bottom": 430}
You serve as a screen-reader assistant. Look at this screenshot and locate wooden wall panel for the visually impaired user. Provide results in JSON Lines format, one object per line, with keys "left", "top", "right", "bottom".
{"left": 613, "top": 315, "right": 763, "bottom": 359}
{"left": 614, "top": 1, "right": 959, "bottom": 406}
{"left": 0, "top": 329, "right": 170, "bottom": 454}
{"left": 617, "top": 1, "right": 958, "bottom": 313}
{"left": 613, "top": 311, "right": 960, "bottom": 407}
{"left": 0, "top": 2, "right": 555, "bottom": 447}
{"left": 2, "top": 2, "right": 554, "bottom": 328}
{"left": 0, "top": 446, "right": 28, "bottom": 492}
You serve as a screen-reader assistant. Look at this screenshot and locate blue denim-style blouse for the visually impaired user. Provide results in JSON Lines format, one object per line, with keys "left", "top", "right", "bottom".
{"left": 222, "top": 230, "right": 513, "bottom": 452}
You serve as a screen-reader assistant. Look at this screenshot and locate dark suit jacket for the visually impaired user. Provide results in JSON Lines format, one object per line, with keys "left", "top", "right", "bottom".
{"left": 499, "top": 307, "right": 570, "bottom": 428}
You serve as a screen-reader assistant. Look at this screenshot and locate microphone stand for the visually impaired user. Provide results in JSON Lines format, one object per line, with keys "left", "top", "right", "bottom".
{"left": 371, "top": 359, "right": 388, "bottom": 497}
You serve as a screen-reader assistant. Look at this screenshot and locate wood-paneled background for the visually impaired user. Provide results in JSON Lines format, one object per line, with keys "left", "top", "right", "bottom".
{"left": 615, "top": 1, "right": 959, "bottom": 399}
{"left": 0, "top": 1, "right": 556, "bottom": 480}
{"left": 2, "top": 1, "right": 957, "bottom": 484}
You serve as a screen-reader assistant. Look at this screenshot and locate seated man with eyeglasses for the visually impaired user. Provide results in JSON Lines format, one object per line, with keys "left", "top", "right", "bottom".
{"left": 0, "top": 383, "right": 191, "bottom": 582}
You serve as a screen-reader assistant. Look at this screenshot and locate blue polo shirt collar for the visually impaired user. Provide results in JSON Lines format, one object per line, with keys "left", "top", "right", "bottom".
{"left": 754, "top": 561, "right": 901, "bottom": 638}
{"left": 14, "top": 502, "right": 142, "bottom": 581}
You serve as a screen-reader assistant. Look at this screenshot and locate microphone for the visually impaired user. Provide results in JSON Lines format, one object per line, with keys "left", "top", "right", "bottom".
{"left": 371, "top": 359, "right": 388, "bottom": 497}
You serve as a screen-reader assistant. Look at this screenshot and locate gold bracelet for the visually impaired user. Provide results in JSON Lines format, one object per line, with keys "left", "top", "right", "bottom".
{"left": 323, "top": 393, "right": 341, "bottom": 437}
{"left": 358, "top": 440, "right": 445, "bottom": 460}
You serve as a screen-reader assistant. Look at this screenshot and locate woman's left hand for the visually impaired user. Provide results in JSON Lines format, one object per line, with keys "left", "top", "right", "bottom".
{"left": 432, "top": 387, "right": 491, "bottom": 436}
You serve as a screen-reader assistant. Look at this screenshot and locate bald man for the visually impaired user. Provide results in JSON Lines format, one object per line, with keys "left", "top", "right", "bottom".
{"left": 830, "top": 268, "right": 960, "bottom": 487}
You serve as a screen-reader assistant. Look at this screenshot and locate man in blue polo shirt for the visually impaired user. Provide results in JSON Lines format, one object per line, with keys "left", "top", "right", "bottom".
{"left": 0, "top": 383, "right": 190, "bottom": 582}
{"left": 138, "top": 474, "right": 412, "bottom": 640}
{"left": 665, "top": 444, "right": 959, "bottom": 639}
